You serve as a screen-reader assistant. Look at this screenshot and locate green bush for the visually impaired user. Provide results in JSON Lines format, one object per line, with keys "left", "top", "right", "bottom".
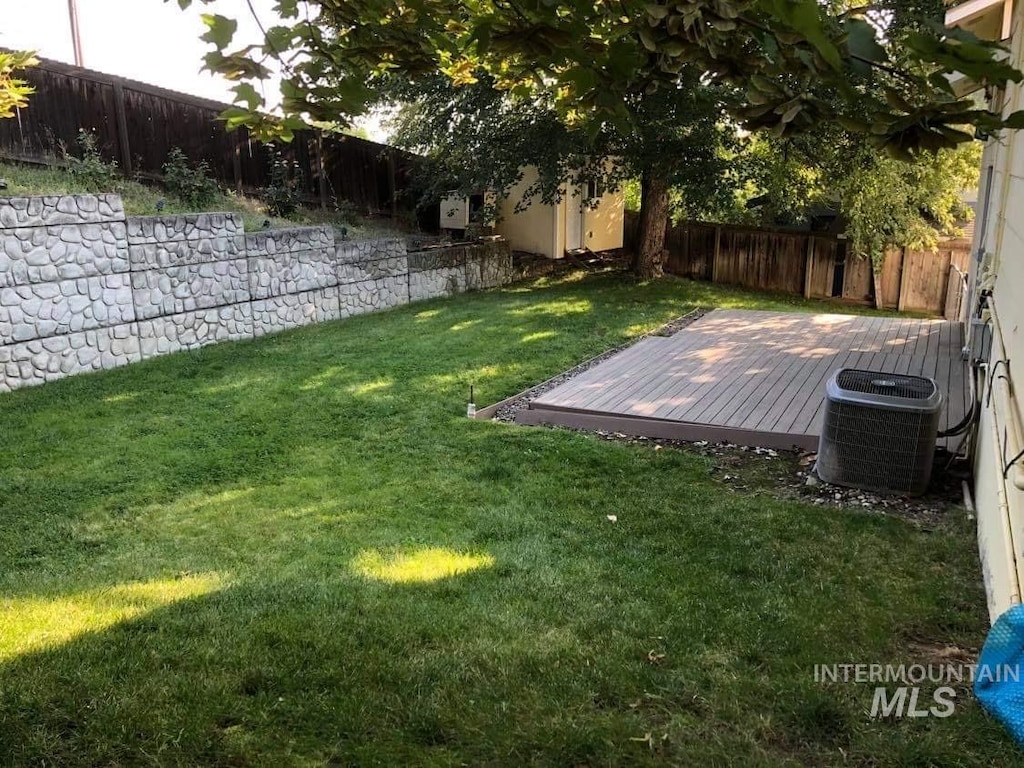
{"left": 162, "top": 147, "right": 220, "bottom": 208}
{"left": 261, "top": 150, "right": 303, "bottom": 218}
{"left": 63, "top": 130, "right": 121, "bottom": 193}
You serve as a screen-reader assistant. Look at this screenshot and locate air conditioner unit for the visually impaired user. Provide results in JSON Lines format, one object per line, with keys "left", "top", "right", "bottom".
{"left": 816, "top": 369, "right": 943, "bottom": 495}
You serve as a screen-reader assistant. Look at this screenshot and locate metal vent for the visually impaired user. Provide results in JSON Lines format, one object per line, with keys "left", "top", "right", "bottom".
{"left": 817, "top": 369, "right": 942, "bottom": 496}
{"left": 834, "top": 369, "right": 936, "bottom": 400}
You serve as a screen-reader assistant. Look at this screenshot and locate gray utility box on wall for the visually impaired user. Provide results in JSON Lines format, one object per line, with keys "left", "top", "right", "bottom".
{"left": 816, "top": 369, "right": 943, "bottom": 496}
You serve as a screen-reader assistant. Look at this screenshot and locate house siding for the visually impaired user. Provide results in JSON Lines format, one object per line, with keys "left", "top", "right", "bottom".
{"left": 970, "top": 0, "right": 1024, "bottom": 621}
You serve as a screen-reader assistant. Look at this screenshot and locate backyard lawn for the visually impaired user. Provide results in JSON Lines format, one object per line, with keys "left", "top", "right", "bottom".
{"left": 0, "top": 272, "right": 1014, "bottom": 765}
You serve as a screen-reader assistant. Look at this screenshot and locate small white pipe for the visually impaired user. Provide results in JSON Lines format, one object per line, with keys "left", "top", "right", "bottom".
{"left": 963, "top": 479, "right": 976, "bottom": 518}
{"left": 988, "top": 396, "right": 1022, "bottom": 605}
{"left": 987, "top": 297, "right": 1024, "bottom": 489}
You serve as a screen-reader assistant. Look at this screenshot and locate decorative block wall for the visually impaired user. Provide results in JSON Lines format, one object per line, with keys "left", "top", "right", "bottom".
{"left": 0, "top": 194, "right": 513, "bottom": 392}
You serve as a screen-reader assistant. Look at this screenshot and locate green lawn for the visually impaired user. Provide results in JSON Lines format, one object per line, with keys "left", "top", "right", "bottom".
{"left": 0, "top": 273, "right": 1014, "bottom": 766}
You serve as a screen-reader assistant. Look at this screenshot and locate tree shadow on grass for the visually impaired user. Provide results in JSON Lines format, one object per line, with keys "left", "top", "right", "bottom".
{"left": 0, "top": 274, "right": 706, "bottom": 586}
{"left": 0, "top": 272, "right": 1010, "bottom": 764}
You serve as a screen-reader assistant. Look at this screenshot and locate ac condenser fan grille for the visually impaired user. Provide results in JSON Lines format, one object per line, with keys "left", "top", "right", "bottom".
{"left": 835, "top": 369, "right": 936, "bottom": 400}
{"left": 817, "top": 369, "right": 942, "bottom": 496}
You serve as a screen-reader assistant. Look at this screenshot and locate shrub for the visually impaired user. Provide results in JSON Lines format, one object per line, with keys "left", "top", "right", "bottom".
{"left": 63, "top": 130, "right": 120, "bottom": 192}
{"left": 162, "top": 147, "right": 220, "bottom": 208}
{"left": 261, "top": 150, "right": 303, "bottom": 218}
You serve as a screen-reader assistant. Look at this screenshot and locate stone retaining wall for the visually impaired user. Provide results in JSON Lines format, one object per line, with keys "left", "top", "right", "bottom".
{"left": 0, "top": 194, "right": 513, "bottom": 392}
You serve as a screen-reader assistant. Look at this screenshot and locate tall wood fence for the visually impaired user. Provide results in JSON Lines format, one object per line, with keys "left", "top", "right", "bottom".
{"left": 0, "top": 55, "right": 419, "bottom": 215}
{"left": 625, "top": 212, "right": 971, "bottom": 318}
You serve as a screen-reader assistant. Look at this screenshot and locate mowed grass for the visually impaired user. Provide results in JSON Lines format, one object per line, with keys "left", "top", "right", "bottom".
{"left": 0, "top": 273, "right": 1013, "bottom": 765}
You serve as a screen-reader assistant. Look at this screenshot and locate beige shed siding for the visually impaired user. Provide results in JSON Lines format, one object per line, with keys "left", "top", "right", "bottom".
{"left": 494, "top": 166, "right": 625, "bottom": 258}
{"left": 495, "top": 168, "right": 558, "bottom": 258}
{"left": 971, "top": 0, "right": 1024, "bottom": 622}
{"left": 584, "top": 186, "right": 625, "bottom": 252}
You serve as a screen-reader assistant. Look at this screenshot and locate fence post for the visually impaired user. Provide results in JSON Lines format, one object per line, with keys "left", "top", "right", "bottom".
{"left": 681, "top": 224, "right": 689, "bottom": 276}
{"left": 111, "top": 82, "right": 133, "bottom": 178}
{"left": 316, "top": 131, "right": 328, "bottom": 210}
{"left": 711, "top": 225, "right": 722, "bottom": 283}
{"left": 231, "top": 131, "right": 243, "bottom": 195}
{"left": 387, "top": 148, "right": 398, "bottom": 219}
{"left": 897, "top": 248, "right": 911, "bottom": 312}
{"left": 803, "top": 236, "right": 814, "bottom": 298}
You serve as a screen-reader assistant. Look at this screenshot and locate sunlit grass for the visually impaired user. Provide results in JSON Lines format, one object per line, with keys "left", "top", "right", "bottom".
{"left": 353, "top": 547, "right": 496, "bottom": 584}
{"left": 0, "top": 272, "right": 1006, "bottom": 765}
{"left": 0, "top": 573, "right": 223, "bottom": 661}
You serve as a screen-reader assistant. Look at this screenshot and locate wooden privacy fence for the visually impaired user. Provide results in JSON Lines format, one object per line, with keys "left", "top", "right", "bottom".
{"left": 625, "top": 211, "right": 972, "bottom": 318}
{"left": 0, "top": 55, "right": 419, "bottom": 215}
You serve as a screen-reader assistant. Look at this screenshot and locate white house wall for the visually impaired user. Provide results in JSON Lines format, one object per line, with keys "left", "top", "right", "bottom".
{"left": 969, "top": 0, "right": 1024, "bottom": 622}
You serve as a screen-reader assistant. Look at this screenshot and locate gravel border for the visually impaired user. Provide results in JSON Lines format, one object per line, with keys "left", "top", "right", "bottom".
{"left": 493, "top": 307, "right": 709, "bottom": 423}
{"left": 554, "top": 429, "right": 968, "bottom": 526}
{"left": 491, "top": 305, "right": 966, "bottom": 523}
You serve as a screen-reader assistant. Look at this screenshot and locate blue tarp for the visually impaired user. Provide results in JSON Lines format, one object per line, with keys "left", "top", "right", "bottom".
{"left": 976, "top": 603, "right": 1024, "bottom": 744}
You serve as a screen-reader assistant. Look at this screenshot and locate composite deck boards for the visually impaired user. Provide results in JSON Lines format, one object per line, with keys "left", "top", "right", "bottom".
{"left": 522, "top": 309, "right": 969, "bottom": 450}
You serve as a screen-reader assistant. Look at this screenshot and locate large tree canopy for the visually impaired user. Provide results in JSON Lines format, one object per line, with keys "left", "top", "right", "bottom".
{"left": 173, "top": 0, "right": 1020, "bottom": 274}
{"left": 384, "top": 69, "right": 734, "bottom": 274}
{"left": 175, "top": 0, "right": 1024, "bottom": 153}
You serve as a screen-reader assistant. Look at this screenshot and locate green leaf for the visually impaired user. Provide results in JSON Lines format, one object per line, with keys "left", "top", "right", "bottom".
{"left": 836, "top": 116, "right": 870, "bottom": 132}
{"left": 232, "top": 82, "right": 264, "bottom": 111}
{"left": 274, "top": 0, "right": 299, "bottom": 18}
{"left": 646, "top": 3, "right": 670, "bottom": 20}
{"left": 780, "top": 102, "right": 802, "bottom": 123}
{"left": 773, "top": 0, "right": 842, "bottom": 71}
{"left": 883, "top": 87, "right": 913, "bottom": 113}
{"left": 639, "top": 27, "right": 657, "bottom": 52}
{"left": 264, "top": 26, "right": 294, "bottom": 54}
{"left": 845, "top": 18, "right": 886, "bottom": 64}
{"left": 219, "top": 106, "right": 254, "bottom": 131}
{"left": 1003, "top": 110, "right": 1024, "bottom": 129}
{"left": 200, "top": 13, "right": 237, "bottom": 51}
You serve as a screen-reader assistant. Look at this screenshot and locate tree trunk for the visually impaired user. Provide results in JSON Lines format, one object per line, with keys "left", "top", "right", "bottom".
{"left": 632, "top": 169, "right": 670, "bottom": 279}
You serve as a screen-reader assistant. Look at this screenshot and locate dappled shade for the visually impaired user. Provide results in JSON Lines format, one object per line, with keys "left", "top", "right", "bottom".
{"left": 0, "top": 273, "right": 1007, "bottom": 764}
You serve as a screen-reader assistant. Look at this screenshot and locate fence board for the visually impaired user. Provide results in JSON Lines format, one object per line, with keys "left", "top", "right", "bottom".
{"left": 842, "top": 252, "right": 873, "bottom": 303}
{"left": 624, "top": 210, "right": 970, "bottom": 316}
{"left": 878, "top": 249, "right": 903, "bottom": 309}
{"left": 0, "top": 55, "right": 418, "bottom": 215}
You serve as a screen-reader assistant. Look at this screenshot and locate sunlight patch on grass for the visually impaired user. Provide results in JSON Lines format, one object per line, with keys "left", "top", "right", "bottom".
{"left": 422, "top": 363, "right": 523, "bottom": 389}
{"left": 520, "top": 331, "right": 558, "bottom": 343}
{"left": 449, "top": 319, "right": 483, "bottom": 332}
{"left": 353, "top": 547, "right": 495, "bottom": 584}
{"left": 345, "top": 378, "right": 394, "bottom": 396}
{"left": 414, "top": 309, "right": 443, "bottom": 321}
{"left": 623, "top": 322, "right": 664, "bottom": 338}
{"left": 0, "top": 573, "right": 224, "bottom": 661}
{"left": 198, "top": 374, "right": 271, "bottom": 395}
{"left": 100, "top": 392, "right": 140, "bottom": 404}
{"left": 508, "top": 298, "right": 593, "bottom": 318}
{"left": 299, "top": 366, "right": 348, "bottom": 391}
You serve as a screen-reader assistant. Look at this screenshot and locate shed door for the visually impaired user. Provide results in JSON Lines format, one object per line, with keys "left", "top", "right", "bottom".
{"left": 565, "top": 187, "right": 585, "bottom": 251}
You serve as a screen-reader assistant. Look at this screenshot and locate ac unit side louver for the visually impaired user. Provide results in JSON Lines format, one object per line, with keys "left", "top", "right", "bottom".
{"left": 816, "top": 369, "right": 943, "bottom": 496}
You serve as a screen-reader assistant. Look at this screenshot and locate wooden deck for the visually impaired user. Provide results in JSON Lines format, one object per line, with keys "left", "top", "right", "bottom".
{"left": 517, "top": 309, "right": 969, "bottom": 451}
